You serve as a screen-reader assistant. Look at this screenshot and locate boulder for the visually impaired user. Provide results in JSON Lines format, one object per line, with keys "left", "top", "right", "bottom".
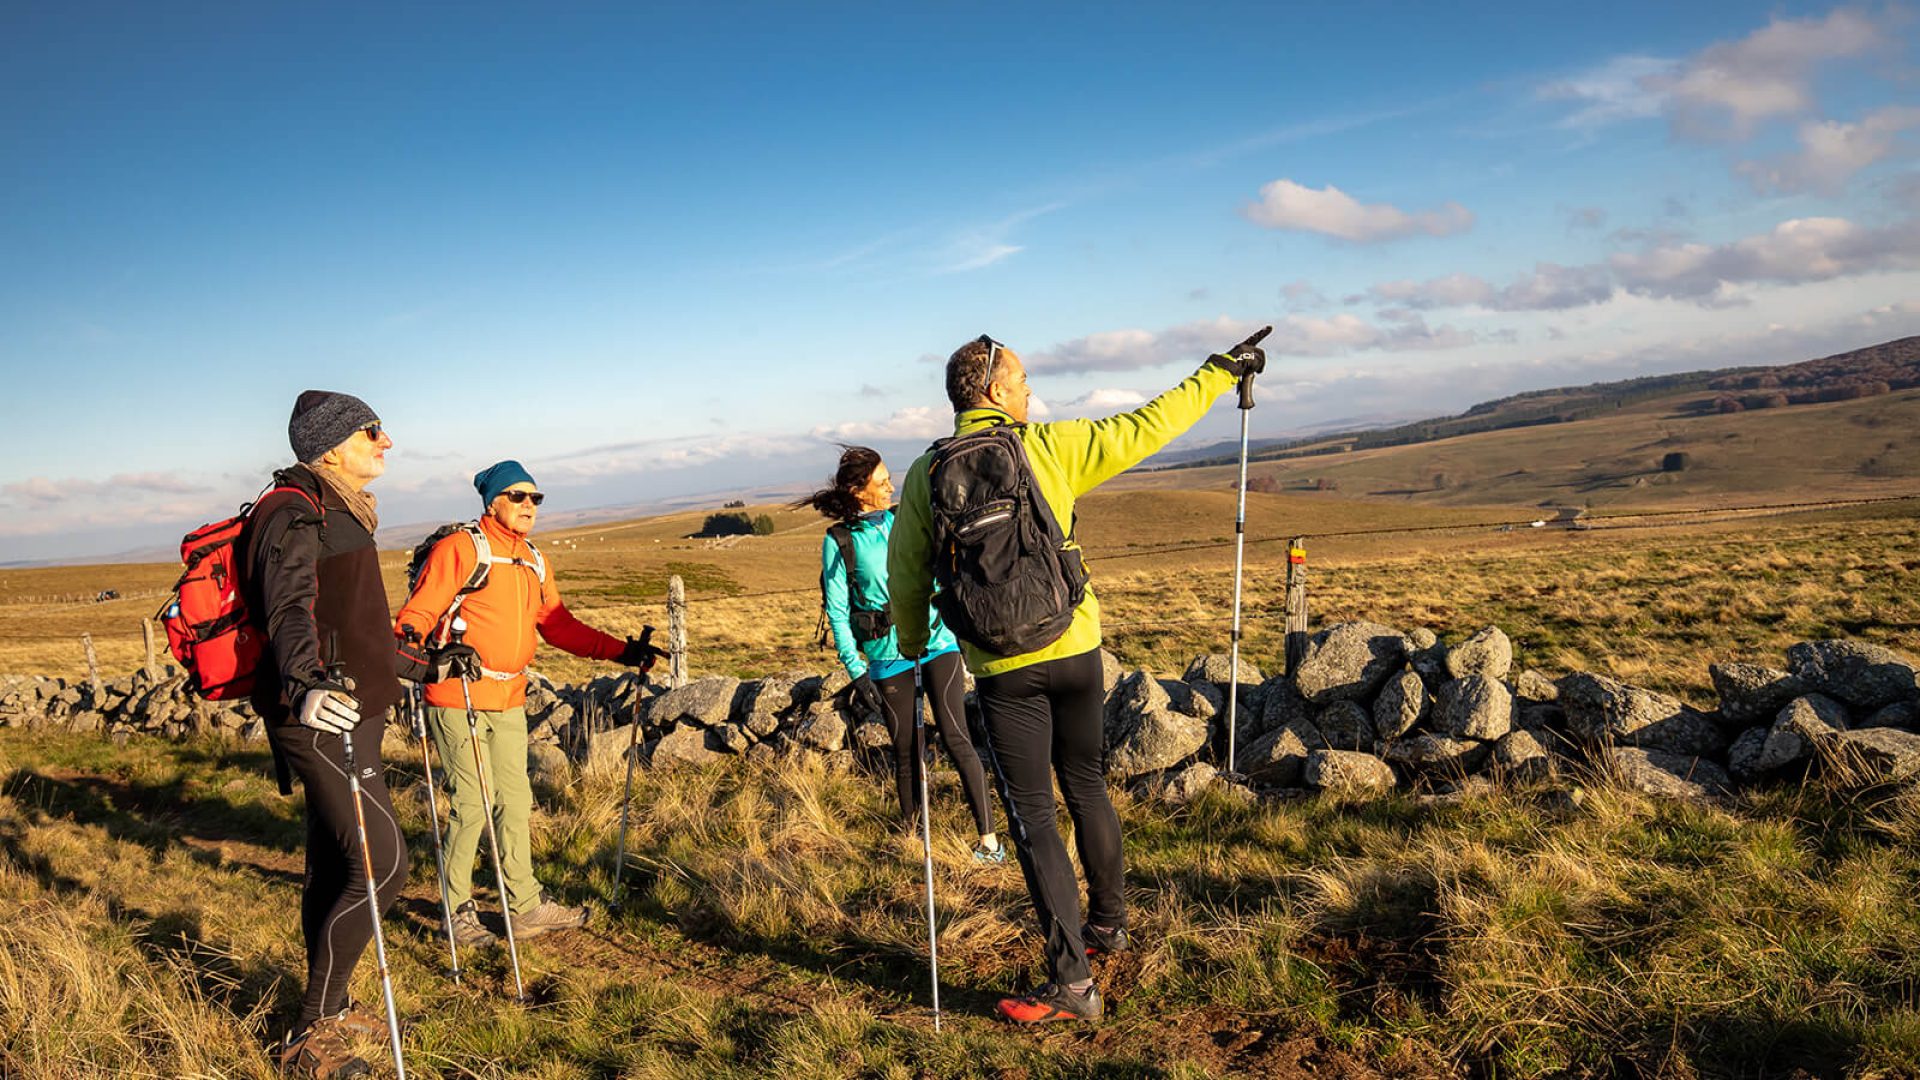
{"left": 1373, "top": 669, "right": 1428, "bottom": 740}
{"left": 1823, "top": 727, "right": 1920, "bottom": 783}
{"left": 1627, "top": 708, "right": 1728, "bottom": 757}
{"left": 527, "top": 741, "right": 572, "bottom": 793}
{"left": 1862, "top": 701, "right": 1919, "bottom": 731}
{"left": 745, "top": 742, "right": 780, "bottom": 767}
{"left": 648, "top": 725, "right": 727, "bottom": 769}
{"left": 1560, "top": 672, "right": 1698, "bottom": 746}
{"left": 1313, "top": 701, "right": 1375, "bottom": 751}
{"left": 796, "top": 701, "right": 848, "bottom": 752}
{"left": 1184, "top": 652, "right": 1264, "bottom": 688}
{"left": 1776, "top": 693, "right": 1850, "bottom": 742}
{"left": 1445, "top": 627, "right": 1513, "bottom": 682}
{"left": 1786, "top": 640, "right": 1920, "bottom": 710}
{"left": 1709, "top": 663, "right": 1805, "bottom": 725}
{"left": 1158, "top": 762, "right": 1221, "bottom": 806}
{"left": 1408, "top": 628, "right": 1439, "bottom": 650}
{"left": 1517, "top": 703, "right": 1566, "bottom": 731}
{"left": 1292, "top": 622, "right": 1411, "bottom": 704}
{"left": 1607, "top": 747, "right": 1729, "bottom": 799}
{"left": 1105, "top": 670, "right": 1171, "bottom": 736}
{"left": 1513, "top": 669, "right": 1559, "bottom": 703}
{"left": 1436, "top": 675, "right": 1512, "bottom": 741}
{"left": 1099, "top": 649, "right": 1125, "bottom": 696}
{"left": 736, "top": 677, "right": 797, "bottom": 738}
{"left": 1494, "top": 729, "right": 1554, "bottom": 784}
{"left": 851, "top": 721, "right": 892, "bottom": 751}
{"left": 1726, "top": 726, "right": 1773, "bottom": 781}
{"left": 1304, "top": 749, "right": 1396, "bottom": 795}
{"left": 713, "top": 723, "right": 752, "bottom": 754}
{"left": 585, "top": 723, "right": 645, "bottom": 771}
{"left": 1162, "top": 679, "right": 1220, "bottom": 723}
{"left": 1107, "top": 705, "right": 1209, "bottom": 778}
{"left": 647, "top": 676, "right": 740, "bottom": 729}
{"left": 1247, "top": 677, "right": 1310, "bottom": 743}
{"left": 1379, "top": 733, "right": 1491, "bottom": 775}
{"left": 1239, "top": 722, "right": 1313, "bottom": 785}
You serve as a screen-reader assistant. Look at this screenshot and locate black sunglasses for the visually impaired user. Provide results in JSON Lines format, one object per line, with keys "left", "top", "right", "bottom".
{"left": 359, "top": 422, "right": 384, "bottom": 442}
{"left": 502, "top": 490, "right": 545, "bottom": 506}
{"left": 975, "top": 334, "right": 1006, "bottom": 394}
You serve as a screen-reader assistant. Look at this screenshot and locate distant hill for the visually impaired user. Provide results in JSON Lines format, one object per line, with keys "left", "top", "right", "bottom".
{"left": 1161, "top": 335, "right": 1920, "bottom": 470}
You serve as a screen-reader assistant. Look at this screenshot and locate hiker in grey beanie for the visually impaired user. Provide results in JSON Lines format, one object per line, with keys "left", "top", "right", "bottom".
{"left": 290, "top": 390, "right": 381, "bottom": 464}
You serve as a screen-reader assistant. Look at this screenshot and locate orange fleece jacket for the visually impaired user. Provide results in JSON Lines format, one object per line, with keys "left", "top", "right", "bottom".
{"left": 395, "top": 516, "right": 623, "bottom": 710}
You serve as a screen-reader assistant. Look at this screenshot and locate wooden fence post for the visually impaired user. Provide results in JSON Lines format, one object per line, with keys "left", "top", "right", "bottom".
{"left": 1284, "top": 538, "right": 1309, "bottom": 677}
{"left": 81, "top": 633, "right": 102, "bottom": 695}
{"left": 142, "top": 618, "right": 158, "bottom": 679}
{"left": 667, "top": 574, "right": 688, "bottom": 689}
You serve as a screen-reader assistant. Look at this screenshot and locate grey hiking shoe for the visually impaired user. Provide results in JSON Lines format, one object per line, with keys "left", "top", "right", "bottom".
{"left": 509, "top": 897, "right": 589, "bottom": 938}
{"left": 451, "top": 902, "right": 497, "bottom": 948}
{"left": 1082, "top": 922, "right": 1130, "bottom": 958}
{"left": 274, "top": 1016, "right": 371, "bottom": 1078}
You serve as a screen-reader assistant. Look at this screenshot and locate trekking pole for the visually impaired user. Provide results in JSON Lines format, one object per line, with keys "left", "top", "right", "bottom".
{"left": 408, "top": 681, "right": 461, "bottom": 984}
{"left": 612, "top": 625, "right": 664, "bottom": 913}
{"left": 1225, "top": 326, "right": 1269, "bottom": 777}
{"left": 327, "top": 661, "right": 407, "bottom": 1080}
{"left": 912, "top": 658, "right": 941, "bottom": 1031}
{"left": 448, "top": 617, "right": 526, "bottom": 1002}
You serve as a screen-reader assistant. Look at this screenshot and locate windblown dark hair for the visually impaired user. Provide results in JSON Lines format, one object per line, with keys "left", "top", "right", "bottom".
{"left": 792, "top": 445, "right": 883, "bottom": 523}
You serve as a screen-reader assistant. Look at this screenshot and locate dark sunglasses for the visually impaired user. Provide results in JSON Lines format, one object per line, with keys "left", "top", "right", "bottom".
{"left": 359, "top": 422, "right": 384, "bottom": 442}
{"left": 975, "top": 334, "right": 1006, "bottom": 394}
{"left": 502, "top": 490, "right": 545, "bottom": 506}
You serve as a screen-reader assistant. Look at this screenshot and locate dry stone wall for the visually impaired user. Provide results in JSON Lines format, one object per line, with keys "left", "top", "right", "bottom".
{"left": 6, "top": 626, "right": 1918, "bottom": 804}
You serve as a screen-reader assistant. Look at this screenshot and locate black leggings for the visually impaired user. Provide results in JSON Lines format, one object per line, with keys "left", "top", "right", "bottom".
{"left": 974, "top": 648, "right": 1123, "bottom": 986}
{"left": 876, "top": 650, "right": 994, "bottom": 836}
{"left": 269, "top": 716, "right": 410, "bottom": 1030}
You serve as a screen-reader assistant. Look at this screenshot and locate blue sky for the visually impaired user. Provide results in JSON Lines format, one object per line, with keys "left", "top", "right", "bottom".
{"left": 2, "top": 2, "right": 1917, "bottom": 561}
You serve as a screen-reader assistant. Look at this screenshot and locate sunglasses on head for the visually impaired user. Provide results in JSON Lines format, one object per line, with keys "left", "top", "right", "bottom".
{"left": 502, "top": 490, "right": 545, "bottom": 507}
{"left": 975, "top": 334, "right": 1005, "bottom": 394}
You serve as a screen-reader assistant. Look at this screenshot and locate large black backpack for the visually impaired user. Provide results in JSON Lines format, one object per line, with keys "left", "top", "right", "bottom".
{"left": 925, "top": 424, "right": 1088, "bottom": 656}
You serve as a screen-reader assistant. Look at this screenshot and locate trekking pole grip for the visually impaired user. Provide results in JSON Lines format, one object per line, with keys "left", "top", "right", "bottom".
{"left": 1237, "top": 373, "right": 1256, "bottom": 410}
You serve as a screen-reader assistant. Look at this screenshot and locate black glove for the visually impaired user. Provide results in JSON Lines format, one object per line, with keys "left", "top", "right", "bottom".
{"left": 427, "top": 641, "right": 482, "bottom": 683}
{"left": 618, "top": 636, "right": 664, "bottom": 671}
{"left": 1207, "top": 325, "right": 1271, "bottom": 379}
{"left": 850, "top": 673, "right": 886, "bottom": 719}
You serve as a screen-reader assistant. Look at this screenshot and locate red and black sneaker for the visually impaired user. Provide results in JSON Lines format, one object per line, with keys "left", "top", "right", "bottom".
{"left": 1082, "top": 923, "right": 1130, "bottom": 958}
{"left": 996, "top": 982, "right": 1102, "bottom": 1024}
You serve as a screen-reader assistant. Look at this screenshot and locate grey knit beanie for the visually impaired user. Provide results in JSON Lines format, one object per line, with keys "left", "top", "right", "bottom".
{"left": 289, "top": 390, "right": 379, "bottom": 463}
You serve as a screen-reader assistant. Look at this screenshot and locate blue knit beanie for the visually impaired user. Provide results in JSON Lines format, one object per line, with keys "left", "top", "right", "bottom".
{"left": 475, "top": 460, "right": 537, "bottom": 506}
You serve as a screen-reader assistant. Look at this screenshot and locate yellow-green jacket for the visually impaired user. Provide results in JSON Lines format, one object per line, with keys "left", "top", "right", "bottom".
{"left": 888, "top": 361, "right": 1237, "bottom": 678}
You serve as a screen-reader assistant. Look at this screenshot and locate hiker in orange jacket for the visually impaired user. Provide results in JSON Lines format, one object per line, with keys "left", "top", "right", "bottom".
{"left": 395, "top": 460, "right": 655, "bottom": 947}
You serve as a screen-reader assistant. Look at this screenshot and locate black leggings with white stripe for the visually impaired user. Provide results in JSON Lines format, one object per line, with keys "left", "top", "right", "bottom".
{"left": 876, "top": 651, "right": 994, "bottom": 835}
{"left": 270, "top": 716, "right": 410, "bottom": 1030}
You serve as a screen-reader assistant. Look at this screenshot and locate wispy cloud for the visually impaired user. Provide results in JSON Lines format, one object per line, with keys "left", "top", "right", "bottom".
{"left": 1737, "top": 105, "right": 1920, "bottom": 194}
{"left": 810, "top": 406, "right": 947, "bottom": 442}
{"left": 1538, "top": 54, "right": 1676, "bottom": 132}
{"left": 1655, "top": 7, "right": 1896, "bottom": 140}
{"left": 1026, "top": 312, "right": 1479, "bottom": 375}
{"left": 934, "top": 202, "right": 1064, "bottom": 274}
{"left": 1242, "top": 180, "right": 1473, "bottom": 243}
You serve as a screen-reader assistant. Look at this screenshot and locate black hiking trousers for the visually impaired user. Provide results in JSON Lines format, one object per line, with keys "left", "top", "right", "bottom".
{"left": 876, "top": 650, "right": 994, "bottom": 835}
{"left": 269, "top": 714, "right": 410, "bottom": 1031}
{"left": 974, "top": 647, "right": 1123, "bottom": 987}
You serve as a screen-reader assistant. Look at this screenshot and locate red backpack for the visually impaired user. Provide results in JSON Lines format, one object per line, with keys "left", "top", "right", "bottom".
{"left": 158, "top": 485, "right": 320, "bottom": 700}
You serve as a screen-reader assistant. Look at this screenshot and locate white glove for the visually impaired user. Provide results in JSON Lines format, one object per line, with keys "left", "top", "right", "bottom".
{"left": 297, "top": 682, "right": 361, "bottom": 734}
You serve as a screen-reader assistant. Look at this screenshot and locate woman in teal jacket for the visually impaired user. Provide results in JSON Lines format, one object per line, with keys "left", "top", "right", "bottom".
{"left": 798, "top": 446, "right": 1001, "bottom": 862}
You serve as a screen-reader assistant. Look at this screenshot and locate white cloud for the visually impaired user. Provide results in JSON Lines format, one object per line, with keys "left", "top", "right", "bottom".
{"left": 1279, "top": 279, "right": 1328, "bottom": 308}
{"left": 1738, "top": 105, "right": 1920, "bottom": 194}
{"left": 1368, "top": 263, "right": 1613, "bottom": 312}
{"left": 1242, "top": 179, "right": 1474, "bottom": 243}
{"left": 810, "top": 406, "right": 948, "bottom": 442}
{"left": 1539, "top": 54, "right": 1676, "bottom": 131}
{"left": 1653, "top": 8, "right": 1894, "bottom": 139}
{"left": 1027, "top": 312, "right": 1479, "bottom": 375}
{"left": 1609, "top": 215, "right": 1920, "bottom": 302}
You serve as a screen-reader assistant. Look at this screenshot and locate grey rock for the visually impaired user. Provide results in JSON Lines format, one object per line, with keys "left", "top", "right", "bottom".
{"left": 1158, "top": 762, "right": 1221, "bottom": 806}
{"left": 745, "top": 742, "right": 780, "bottom": 767}
{"left": 1247, "top": 677, "right": 1310, "bottom": 743}
{"left": 1162, "top": 679, "right": 1219, "bottom": 723}
{"left": 713, "top": 723, "right": 752, "bottom": 754}
{"left": 1445, "top": 626, "right": 1513, "bottom": 682}
{"left": 796, "top": 701, "right": 848, "bottom": 752}
{"left": 585, "top": 722, "right": 646, "bottom": 771}
{"left": 1100, "top": 649, "right": 1125, "bottom": 696}
{"left": 1436, "top": 675, "right": 1513, "bottom": 741}
{"left": 1559, "top": 672, "right": 1695, "bottom": 745}
{"left": 1726, "top": 726, "right": 1773, "bottom": 781}
{"left": 736, "top": 677, "right": 797, "bottom": 737}
{"left": 1380, "top": 733, "right": 1491, "bottom": 775}
{"left": 1777, "top": 693, "right": 1850, "bottom": 741}
{"left": 1292, "top": 621, "right": 1411, "bottom": 704}
{"left": 1862, "top": 701, "right": 1919, "bottom": 731}
{"left": 1373, "top": 669, "right": 1428, "bottom": 740}
{"left": 1607, "top": 747, "right": 1729, "bottom": 799}
{"left": 1409, "top": 640, "right": 1450, "bottom": 687}
{"left": 1313, "top": 701, "right": 1376, "bottom": 751}
{"left": 851, "top": 721, "right": 892, "bottom": 750}
{"left": 67, "top": 710, "right": 103, "bottom": 734}
{"left": 1408, "top": 627, "right": 1439, "bottom": 650}
{"left": 1494, "top": 729, "right": 1554, "bottom": 784}
{"left": 1628, "top": 708, "right": 1729, "bottom": 757}
{"left": 527, "top": 741, "right": 572, "bottom": 792}
{"left": 1304, "top": 749, "right": 1396, "bottom": 795}
{"left": 1824, "top": 727, "right": 1920, "bottom": 783}
{"left": 1513, "top": 669, "right": 1559, "bottom": 703}
{"left": 647, "top": 676, "right": 740, "bottom": 729}
{"left": 1107, "top": 705, "right": 1209, "bottom": 778}
{"left": 1709, "top": 663, "right": 1804, "bottom": 725}
{"left": 1184, "top": 652, "right": 1263, "bottom": 688}
{"left": 648, "top": 725, "right": 727, "bottom": 769}
{"left": 1239, "top": 722, "right": 1313, "bottom": 785}
{"left": 1517, "top": 703, "right": 1566, "bottom": 731}
{"left": 1106, "top": 670, "right": 1171, "bottom": 730}
{"left": 1787, "top": 640, "right": 1920, "bottom": 710}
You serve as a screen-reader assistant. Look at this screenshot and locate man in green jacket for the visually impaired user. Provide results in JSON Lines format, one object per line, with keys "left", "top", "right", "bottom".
{"left": 888, "top": 328, "right": 1268, "bottom": 1023}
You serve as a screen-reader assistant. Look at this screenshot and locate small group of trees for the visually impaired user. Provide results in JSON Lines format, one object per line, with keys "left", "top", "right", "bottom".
{"left": 695, "top": 511, "right": 776, "bottom": 537}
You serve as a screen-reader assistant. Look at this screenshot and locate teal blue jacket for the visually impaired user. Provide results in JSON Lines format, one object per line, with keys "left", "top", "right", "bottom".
{"left": 821, "top": 508, "right": 958, "bottom": 680}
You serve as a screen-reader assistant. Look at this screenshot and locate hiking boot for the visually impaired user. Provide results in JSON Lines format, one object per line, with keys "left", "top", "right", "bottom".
{"left": 971, "top": 840, "right": 1007, "bottom": 864}
{"left": 451, "top": 902, "right": 497, "bottom": 948}
{"left": 274, "top": 1016, "right": 371, "bottom": 1078}
{"left": 1082, "top": 922, "right": 1130, "bottom": 958}
{"left": 996, "top": 982, "right": 1102, "bottom": 1024}
{"left": 509, "top": 897, "right": 589, "bottom": 938}
{"left": 322, "top": 1000, "right": 391, "bottom": 1040}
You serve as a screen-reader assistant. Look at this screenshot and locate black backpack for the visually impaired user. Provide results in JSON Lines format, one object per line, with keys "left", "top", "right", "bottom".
{"left": 816, "top": 522, "right": 893, "bottom": 648}
{"left": 925, "top": 424, "right": 1088, "bottom": 656}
